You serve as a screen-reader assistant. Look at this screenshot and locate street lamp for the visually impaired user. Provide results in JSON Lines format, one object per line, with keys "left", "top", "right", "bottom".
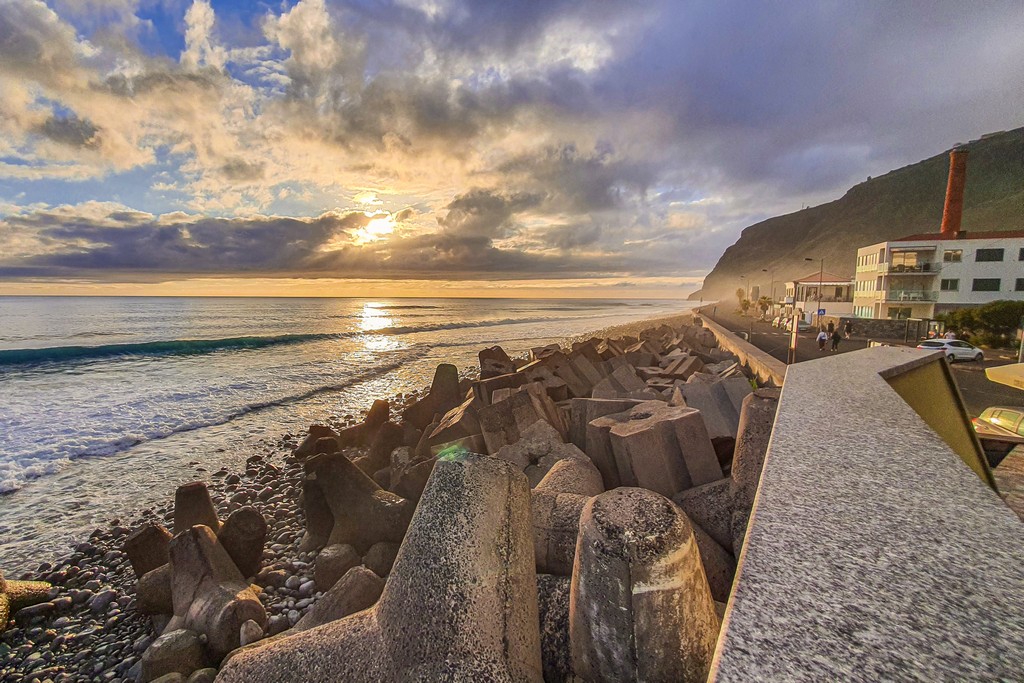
{"left": 762, "top": 267, "right": 775, "bottom": 317}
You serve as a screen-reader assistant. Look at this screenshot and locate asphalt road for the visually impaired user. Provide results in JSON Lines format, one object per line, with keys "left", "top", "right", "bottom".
{"left": 703, "top": 308, "right": 1024, "bottom": 417}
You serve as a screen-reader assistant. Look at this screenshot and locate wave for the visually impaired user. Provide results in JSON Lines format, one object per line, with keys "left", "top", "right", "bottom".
{"left": 0, "top": 333, "right": 337, "bottom": 367}
{"left": 0, "top": 348, "right": 426, "bottom": 494}
{"left": 0, "top": 316, "right": 561, "bottom": 367}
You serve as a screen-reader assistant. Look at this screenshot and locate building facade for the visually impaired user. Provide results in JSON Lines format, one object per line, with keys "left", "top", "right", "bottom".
{"left": 853, "top": 231, "right": 1024, "bottom": 319}
{"left": 783, "top": 272, "right": 854, "bottom": 323}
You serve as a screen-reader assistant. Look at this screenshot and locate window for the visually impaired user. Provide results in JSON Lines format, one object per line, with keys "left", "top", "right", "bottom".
{"left": 972, "top": 278, "right": 1001, "bottom": 292}
{"left": 1016, "top": 278, "right": 1024, "bottom": 292}
{"left": 975, "top": 248, "right": 1004, "bottom": 262}
{"left": 940, "top": 279, "right": 959, "bottom": 291}
{"left": 1019, "top": 247, "right": 1024, "bottom": 261}
{"left": 943, "top": 249, "right": 962, "bottom": 263}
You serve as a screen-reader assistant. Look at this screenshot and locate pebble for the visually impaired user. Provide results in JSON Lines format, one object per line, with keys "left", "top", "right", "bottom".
{"left": 284, "top": 575, "right": 301, "bottom": 590}
{"left": 88, "top": 589, "right": 118, "bottom": 613}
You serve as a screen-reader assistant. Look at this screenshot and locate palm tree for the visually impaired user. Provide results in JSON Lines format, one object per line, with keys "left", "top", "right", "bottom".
{"left": 735, "top": 288, "right": 745, "bottom": 306}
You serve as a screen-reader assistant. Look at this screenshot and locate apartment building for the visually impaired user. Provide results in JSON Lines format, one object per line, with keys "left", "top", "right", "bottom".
{"left": 853, "top": 230, "right": 1024, "bottom": 319}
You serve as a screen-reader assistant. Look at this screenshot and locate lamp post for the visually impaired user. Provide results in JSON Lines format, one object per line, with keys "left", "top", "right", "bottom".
{"left": 762, "top": 267, "right": 775, "bottom": 318}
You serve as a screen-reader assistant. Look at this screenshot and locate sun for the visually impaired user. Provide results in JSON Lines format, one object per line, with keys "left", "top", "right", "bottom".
{"left": 353, "top": 213, "right": 396, "bottom": 245}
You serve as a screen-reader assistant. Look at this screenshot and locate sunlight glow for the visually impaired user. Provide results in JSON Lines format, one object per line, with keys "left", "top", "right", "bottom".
{"left": 353, "top": 214, "right": 396, "bottom": 245}
{"left": 359, "top": 302, "right": 393, "bottom": 331}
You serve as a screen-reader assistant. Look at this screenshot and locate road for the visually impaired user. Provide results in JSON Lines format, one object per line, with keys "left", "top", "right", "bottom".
{"left": 702, "top": 307, "right": 1024, "bottom": 417}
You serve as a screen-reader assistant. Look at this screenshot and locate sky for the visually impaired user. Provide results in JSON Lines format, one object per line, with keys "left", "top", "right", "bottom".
{"left": 1, "top": 0, "right": 1022, "bottom": 298}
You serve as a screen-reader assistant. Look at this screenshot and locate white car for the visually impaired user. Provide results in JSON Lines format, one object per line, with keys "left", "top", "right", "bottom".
{"left": 915, "top": 339, "right": 984, "bottom": 363}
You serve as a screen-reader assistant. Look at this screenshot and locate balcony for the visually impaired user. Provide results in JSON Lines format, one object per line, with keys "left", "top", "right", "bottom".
{"left": 877, "top": 262, "right": 936, "bottom": 274}
{"left": 883, "top": 290, "right": 938, "bottom": 302}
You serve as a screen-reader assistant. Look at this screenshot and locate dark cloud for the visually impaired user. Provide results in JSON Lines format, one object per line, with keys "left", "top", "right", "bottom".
{"left": 220, "top": 157, "right": 266, "bottom": 181}
{"left": 34, "top": 115, "right": 99, "bottom": 148}
{"left": 437, "top": 189, "right": 541, "bottom": 240}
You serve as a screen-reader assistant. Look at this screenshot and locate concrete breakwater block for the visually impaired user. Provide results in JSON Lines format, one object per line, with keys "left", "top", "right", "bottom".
{"left": 174, "top": 482, "right": 221, "bottom": 535}
{"left": 402, "top": 363, "right": 462, "bottom": 430}
{"left": 217, "top": 507, "right": 267, "bottom": 580}
{"left": 495, "top": 421, "right": 589, "bottom": 487}
{"left": 169, "top": 525, "right": 267, "bottom": 660}
{"left": 479, "top": 386, "right": 562, "bottom": 454}
{"left": 479, "top": 345, "right": 517, "bottom": 379}
{"left": 217, "top": 454, "right": 544, "bottom": 682}
{"left": 730, "top": 388, "right": 781, "bottom": 555}
{"left": 298, "top": 451, "right": 413, "bottom": 552}
{"left": 570, "top": 488, "right": 719, "bottom": 683}
{"left": 673, "top": 477, "right": 733, "bottom": 553}
{"left": 124, "top": 523, "right": 173, "bottom": 578}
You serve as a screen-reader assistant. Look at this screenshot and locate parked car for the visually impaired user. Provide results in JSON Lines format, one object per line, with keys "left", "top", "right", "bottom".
{"left": 784, "top": 318, "right": 812, "bottom": 332}
{"left": 915, "top": 339, "right": 984, "bottom": 363}
{"left": 973, "top": 406, "right": 1024, "bottom": 437}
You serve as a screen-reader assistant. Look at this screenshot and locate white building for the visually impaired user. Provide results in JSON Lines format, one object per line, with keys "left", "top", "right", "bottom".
{"left": 783, "top": 272, "right": 854, "bottom": 323}
{"left": 853, "top": 230, "right": 1024, "bottom": 319}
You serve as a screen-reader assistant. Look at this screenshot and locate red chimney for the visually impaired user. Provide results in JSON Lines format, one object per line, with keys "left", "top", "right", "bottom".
{"left": 940, "top": 148, "right": 968, "bottom": 236}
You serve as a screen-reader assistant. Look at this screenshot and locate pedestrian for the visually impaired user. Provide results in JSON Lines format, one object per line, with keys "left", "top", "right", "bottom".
{"left": 831, "top": 328, "right": 841, "bottom": 352}
{"left": 827, "top": 321, "right": 835, "bottom": 335}
{"left": 944, "top": 329, "right": 957, "bottom": 340}
{"left": 816, "top": 328, "right": 828, "bottom": 351}
{"left": 844, "top": 321, "right": 853, "bottom": 339}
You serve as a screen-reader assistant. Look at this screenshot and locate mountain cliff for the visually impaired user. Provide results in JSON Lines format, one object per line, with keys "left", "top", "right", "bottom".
{"left": 692, "top": 127, "right": 1024, "bottom": 301}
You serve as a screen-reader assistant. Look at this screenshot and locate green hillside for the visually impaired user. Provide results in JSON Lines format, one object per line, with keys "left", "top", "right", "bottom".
{"left": 693, "top": 127, "right": 1024, "bottom": 301}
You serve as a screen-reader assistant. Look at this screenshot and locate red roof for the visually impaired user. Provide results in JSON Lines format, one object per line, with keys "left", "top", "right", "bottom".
{"left": 895, "top": 230, "right": 1024, "bottom": 241}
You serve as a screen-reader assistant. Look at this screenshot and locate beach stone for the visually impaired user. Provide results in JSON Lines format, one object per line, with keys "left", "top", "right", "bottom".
{"left": 479, "top": 345, "right": 517, "bottom": 379}
{"left": 294, "top": 566, "right": 384, "bottom": 632}
{"left": 140, "top": 628, "right": 208, "bottom": 682}
{"left": 570, "top": 488, "right": 719, "bottom": 683}
{"left": 536, "top": 574, "right": 572, "bottom": 683}
{"left": 239, "top": 619, "right": 263, "bottom": 647}
{"left": 217, "top": 507, "right": 268, "bottom": 580}
{"left": 187, "top": 669, "right": 218, "bottom": 683}
{"left": 673, "top": 477, "right": 733, "bottom": 553}
{"left": 362, "top": 542, "right": 400, "bottom": 578}
{"left": 730, "top": 388, "right": 781, "bottom": 554}
{"left": 152, "top": 674, "right": 187, "bottom": 683}
{"left": 88, "top": 589, "right": 118, "bottom": 613}
{"left": 173, "top": 482, "right": 221, "bottom": 536}
{"left": 169, "top": 525, "right": 267, "bottom": 660}
{"left": 123, "top": 524, "right": 173, "bottom": 578}
{"left": 298, "top": 451, "right": 414, "bottom": 553}
{"left": 313, "top": 544, "right": 362, "bottom": 593}
{"left": 217, "top": 454, "right": 543, "bottom": 682}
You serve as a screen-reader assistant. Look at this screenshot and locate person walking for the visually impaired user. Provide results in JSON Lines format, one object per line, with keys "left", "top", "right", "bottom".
{"left": 827, "top": 321, "right": 835, "bottom": 336}
{"left": 844, "top": 321, "right": 853, "bottom": 339}
{"left": 831, "top": 328, "right": 842, "bottom": 352}
{"left": 817, "top": 328, "right": 828, "bottom": 351}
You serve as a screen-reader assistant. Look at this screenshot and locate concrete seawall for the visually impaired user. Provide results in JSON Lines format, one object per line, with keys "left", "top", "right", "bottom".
{"left": 695, "top": 312, "right": 787, "bottom": 387}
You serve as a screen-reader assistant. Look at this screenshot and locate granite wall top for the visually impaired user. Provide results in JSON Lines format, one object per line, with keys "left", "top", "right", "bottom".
{"left": 710, "top": 346, "right": 1024, "bottom": 681}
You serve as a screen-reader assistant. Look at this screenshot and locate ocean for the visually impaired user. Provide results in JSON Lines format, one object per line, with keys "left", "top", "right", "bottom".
{"left": 0, "top": 296, "right": 690, "bottom": 573}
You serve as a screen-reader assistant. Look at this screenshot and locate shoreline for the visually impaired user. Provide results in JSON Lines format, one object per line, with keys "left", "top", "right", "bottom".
{"left": 0, "top": 307, "right": 700, "bottom": 681}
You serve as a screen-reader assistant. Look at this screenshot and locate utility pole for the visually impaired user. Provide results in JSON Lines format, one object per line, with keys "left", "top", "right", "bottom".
{"left": 763, "top": 267, "right": 775, "bottom": 318}
{"left": 816, "top": 258, "right": 824, "bottom": 329}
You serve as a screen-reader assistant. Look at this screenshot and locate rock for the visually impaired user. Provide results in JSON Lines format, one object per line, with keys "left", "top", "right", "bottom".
{"left": 571, "top": 488, "right": 719, "bottom": 683}
{"left": 240, "top": 619, "right": 263, "bottom": 647}
{"left": 123, "top": 524, "right": 173, "bottom": 578}
{"left": 140, "top": 628, "right": 208, "bottom": 682}
{"left": 479, "top": 345, "right": 517, "bottom": 379}
{"left": 536, "top": 574, "right": 572, "bottom": 683}
{"left": 362, "top": 542, "right": 400, "bottom": 578}
{"left": 0, "top": 570, "right": 53, "bottom": 626}
{"left": 314, "top": 544, "right": 360, "bottom": 591}
{"left": 88, "top": 588, "right": 118, "bottom": 613}
{"left": 730, "top": 388, "right": 781, "bottom": 554}
{"left": 173, "top": 482, "right": 221, "bottom": 536}
{"left": 298, "top": 451, "right": 414, "bottom": 553}
{"left": 294, "top": 566, "right": 384, "bottom": 632}
{"left": 186, "top": 668, "right": 218, "bottom": 683}
{"left": 217, "top": 454, "right": 543, "bottom": 682}
{"left": 169, "top": 525, "right": 267, "bottom": 659}
{"left": 151, "top": 674, "right": 187, "bottom": 683}
{"left": 217, "top": 507, "right": 268, "bottom": 579}
{"left": 673, "top": 477, "right": 733, "bottom": 553}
